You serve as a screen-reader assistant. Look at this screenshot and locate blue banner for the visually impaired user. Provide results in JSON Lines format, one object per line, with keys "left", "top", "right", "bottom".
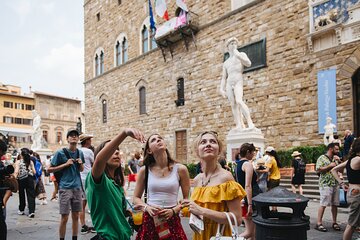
{"left": 318, "top": 69, "right": 337, "bottom": 134}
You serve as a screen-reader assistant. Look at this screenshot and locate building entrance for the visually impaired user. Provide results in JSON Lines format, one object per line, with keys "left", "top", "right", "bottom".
{"left": 353, "top": 69, "right": 360, "bottom": 137}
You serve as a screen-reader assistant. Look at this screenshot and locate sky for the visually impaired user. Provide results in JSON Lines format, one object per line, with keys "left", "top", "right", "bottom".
{"left": 0, "top": 0, "right": 84, "bottom": 101}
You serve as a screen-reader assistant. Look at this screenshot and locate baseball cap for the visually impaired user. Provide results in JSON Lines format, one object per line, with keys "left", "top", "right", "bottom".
{"left": 66, "top": 129, "right": 79, "bottom": 138}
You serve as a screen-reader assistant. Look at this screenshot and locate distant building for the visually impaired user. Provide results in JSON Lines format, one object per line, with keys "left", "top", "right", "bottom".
{"left": 0, "top": 83, "right": 82, "bottom": 152}
{"left": 0, "top": 83, "right": 34, "bottom": 149}
{"left": 33, "top": 91, "right": 82, "bottom": 151}
{"left": 84, "top": 0, "right": 360, "bottom": 162}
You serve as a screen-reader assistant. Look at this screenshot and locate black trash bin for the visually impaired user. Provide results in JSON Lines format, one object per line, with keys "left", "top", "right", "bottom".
{"left": 252, "top": 186, "right": 310, "bottom": 240}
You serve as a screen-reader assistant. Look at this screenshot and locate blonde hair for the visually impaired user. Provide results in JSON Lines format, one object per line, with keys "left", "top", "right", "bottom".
{"left": 193, "top": 131, "right": 223, "bottom": 158}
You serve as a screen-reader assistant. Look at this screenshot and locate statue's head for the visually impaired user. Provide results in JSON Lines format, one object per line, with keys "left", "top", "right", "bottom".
{"left": 226, "top": 37, "right": 239, "bottom": 49}
{"left": 326, "top": 116, "right": 332, "bottom": 123}
{"left": 32, "top": 110, "right": 38, "bottom": 117}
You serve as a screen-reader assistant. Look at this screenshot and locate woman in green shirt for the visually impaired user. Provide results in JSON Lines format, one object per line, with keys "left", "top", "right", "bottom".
{"left": 85, "top": 128, "right": 145, "bottom": 240}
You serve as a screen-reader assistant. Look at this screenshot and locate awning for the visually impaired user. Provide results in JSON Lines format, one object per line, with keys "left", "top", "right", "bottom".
{"left": 0, "top": 126, "right": 33, "bottom": 137}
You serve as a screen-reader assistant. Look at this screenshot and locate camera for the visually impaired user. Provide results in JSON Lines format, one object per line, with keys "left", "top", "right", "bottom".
{"left": 0, "top": 164, "right": 14, "bottom": 180}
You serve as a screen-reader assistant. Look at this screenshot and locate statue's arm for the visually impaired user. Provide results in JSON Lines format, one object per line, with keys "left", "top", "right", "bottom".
{"left": 235, "top": 50, "right": 251, "bottom": 67}
{"left": 219, "top": 66, "right": 227, "bottom": 98}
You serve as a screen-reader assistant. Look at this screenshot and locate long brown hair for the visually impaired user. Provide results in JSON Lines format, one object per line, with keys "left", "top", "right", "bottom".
{"left": 94, "top": 140, "right": 124, "bottom": 187}
{"left": 143, "top": 134, "right": 175, "bottom": 169}
{"left": 349, "top": 138, "right": 360, "bottom": 161}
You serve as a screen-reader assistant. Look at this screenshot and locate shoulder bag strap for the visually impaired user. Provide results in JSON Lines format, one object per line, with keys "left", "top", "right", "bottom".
{"left": 144, "top": 165, "right": 149, "bottom": 204}
{"left": 228, "top": 212, "right": 239, "bottom": 237}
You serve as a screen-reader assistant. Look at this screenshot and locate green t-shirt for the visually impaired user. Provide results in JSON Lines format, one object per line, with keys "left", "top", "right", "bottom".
{"left": 315, "top": 154, "right": 337, "bottom": 187}
{"left": 85, "top": 172, "right": 131, "bottom": 240}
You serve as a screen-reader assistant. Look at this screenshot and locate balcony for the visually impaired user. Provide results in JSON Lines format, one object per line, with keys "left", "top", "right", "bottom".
{"left": 155, "top": 11, "right": 199, "bottom": 61}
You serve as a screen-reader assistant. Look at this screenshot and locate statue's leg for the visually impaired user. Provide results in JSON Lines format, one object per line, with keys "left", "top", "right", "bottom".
{"left": 227, "top": 85, "right": 242, "bottom": 129}
{"left": 239, "top": 101, "right": 254, "bottom": 128}
{"left": 233, "top": 82, "right": 254, "bottom": 129}
{"left": 232, "top": 104, "right": 242, "bottom": 129}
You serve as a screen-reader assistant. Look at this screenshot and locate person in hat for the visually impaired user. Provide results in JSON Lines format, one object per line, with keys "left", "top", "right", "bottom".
{"left": 78, "top": 133, "right": 96, "bottom": 234}
{"left": 290, "top": 151, "right": 306, "bottom": 195}
{"left": 48, "top": 129, "right": 85, "bottom": 240}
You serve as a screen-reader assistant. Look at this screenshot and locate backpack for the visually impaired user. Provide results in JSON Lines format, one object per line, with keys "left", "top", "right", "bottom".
{"left": 297, "top": 159, "right": 306, "bottom": 174}
{"left": 34, "top": 159, "right": 42, "bottom": 181}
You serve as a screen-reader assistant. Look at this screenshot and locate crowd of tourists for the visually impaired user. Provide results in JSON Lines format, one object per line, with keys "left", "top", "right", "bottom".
{"left": 0, "top": 127, "right": 359, "bottom": 240}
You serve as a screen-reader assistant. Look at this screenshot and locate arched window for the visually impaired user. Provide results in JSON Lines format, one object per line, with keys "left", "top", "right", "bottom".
{"left": 122, "top": 37, "right": 128, "bottom": 64}
{"left": 150, "top": 29, "right": 157, "bottom": 50}
{"left": 94, "top": 48, "right": 105, "bottom": 77}
{"left": 142, "top": 25, "right": 149, "bottom": 54}
{"left": 139, "top": 87, "right": 146, "bottom": 114}
{"left": 102, "top": 99, "right": 108, "bottom": 123}
{"left": 95, "top": 54, "right": 100, "bottom": 76}
{"left": 42, "top": 130, "right": 48, "bottom": 142}
{"left": 100, "top": 51, "right": 104, "bottom": 74}
{"left": 116, "top": 41, "right": 121, "bottom": 66}
{"left": 176, "top": 78, "right": 185, "bottom": 106}
{"left": 56, "top": 131, "right": 62, "bottom": 144}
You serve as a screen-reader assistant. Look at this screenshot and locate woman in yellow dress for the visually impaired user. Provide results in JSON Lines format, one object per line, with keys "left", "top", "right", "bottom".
{"left": 182, "top": 131, "right": 246, "bottom": 240}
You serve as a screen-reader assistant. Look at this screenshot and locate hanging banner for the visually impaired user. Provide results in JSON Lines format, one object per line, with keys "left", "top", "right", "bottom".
{"left": 317, "top": 69, "right": 337, "bottom": 134}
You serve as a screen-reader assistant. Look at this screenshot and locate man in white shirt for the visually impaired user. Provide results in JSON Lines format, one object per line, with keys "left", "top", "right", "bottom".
{"left": 79, "top": 134, "right": 96, "bottom": 234}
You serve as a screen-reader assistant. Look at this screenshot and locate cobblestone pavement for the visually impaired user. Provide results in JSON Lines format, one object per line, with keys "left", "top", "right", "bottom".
{"left": 4, "top": 183, "right": 360, "bottom": 239}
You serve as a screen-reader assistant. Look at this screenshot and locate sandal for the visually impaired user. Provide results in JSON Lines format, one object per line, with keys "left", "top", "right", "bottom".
{"left": 315, "top": 224, "right": 328, "bottom": 232}
{"left": 332, "top": 223, "right": 341, "bottom": 231}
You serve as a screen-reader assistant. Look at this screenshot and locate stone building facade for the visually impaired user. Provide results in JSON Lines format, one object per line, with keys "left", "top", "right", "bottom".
{"left": 84, "top": 0, "right": 360, "bottom": 162}
{"left": 33, "top": 92, "right": 82, "bottom": 152}
{"left": 0, "top": 84, "right": 34, "bottom": 149}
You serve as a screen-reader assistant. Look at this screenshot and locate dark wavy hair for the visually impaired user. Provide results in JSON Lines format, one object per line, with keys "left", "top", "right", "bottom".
{"left": 21, "top": 148, "right": 31, "bottom": 168}
{"left": 348, "top": 138, "right": 360, "bottom": 160}
{"left": 268, "top": 150, "right": 282, "bottom": 168}
{"left": 143, "top": 134, "right": 175, "bottom": 169}
{"left": 94, "top": 140, "right": 124, "bottom": 187}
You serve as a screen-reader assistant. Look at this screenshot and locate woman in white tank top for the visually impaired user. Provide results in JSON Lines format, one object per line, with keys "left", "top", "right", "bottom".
{"left": 134, "top": 134, "right": 190, "bottom": 240}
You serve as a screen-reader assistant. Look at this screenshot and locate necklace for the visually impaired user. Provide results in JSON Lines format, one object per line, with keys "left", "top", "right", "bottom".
{"left": 202, "top": 165, "right": 218, "bottom": 187}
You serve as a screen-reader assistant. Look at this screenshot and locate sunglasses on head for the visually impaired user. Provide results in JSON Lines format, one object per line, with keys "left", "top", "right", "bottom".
{"left": 197, "top": 131, "right": 218, "bottom": 137}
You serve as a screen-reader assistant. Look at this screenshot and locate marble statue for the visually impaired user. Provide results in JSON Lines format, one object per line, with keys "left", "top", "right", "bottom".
{"left": 323, "top": 116, "right": 336, "bottom": 146}
{"left": 220, "top": 37, "right": 254, "bottom": 129}
{"left": 31, "top": 110, "right": 42, "bottom": 150}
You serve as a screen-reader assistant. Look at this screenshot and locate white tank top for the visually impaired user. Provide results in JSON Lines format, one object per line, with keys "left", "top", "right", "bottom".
{"left": 147, "top": 164, "right": 180, "bottom": 208}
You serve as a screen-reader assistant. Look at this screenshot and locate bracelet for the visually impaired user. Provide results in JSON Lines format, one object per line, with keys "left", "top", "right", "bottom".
{"left": 171, "top": 208, "right": 176, "bottom": 216}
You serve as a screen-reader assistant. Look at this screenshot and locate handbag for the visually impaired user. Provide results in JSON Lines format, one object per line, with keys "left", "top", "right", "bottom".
{"left": 210, "top": 212, "right": 245, "bottom": 240}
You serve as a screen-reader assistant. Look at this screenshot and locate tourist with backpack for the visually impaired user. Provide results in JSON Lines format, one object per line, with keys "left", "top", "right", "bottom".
{"left": 290, "top": 151, "right": 306, "bottom": 195}
{"left": 13, "top": 148, "right": 36, "bottom": 218}
{"left": 32, "top": 152, "right": 48, "bottom": 205}
{"left": 48, "top": 129, "right": 85, "bottom": 240}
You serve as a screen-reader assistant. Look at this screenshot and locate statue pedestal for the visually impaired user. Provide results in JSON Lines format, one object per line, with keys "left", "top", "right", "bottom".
{"left": 226, "top": 127, "right": 265, "bottom": 161}
{"left": 32, "top": 148, "right": 53, "bottom": 162}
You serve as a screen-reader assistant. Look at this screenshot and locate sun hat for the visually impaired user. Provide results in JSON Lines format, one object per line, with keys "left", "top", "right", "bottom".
{"left": 291, "top": 151, "right": 302, "bottom": 157}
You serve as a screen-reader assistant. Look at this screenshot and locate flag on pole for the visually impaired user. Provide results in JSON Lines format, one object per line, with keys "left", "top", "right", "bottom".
{"left": 155, "top": 0, "right": 169, "bottom": 21}
{"left": 149, "top": 0, "right": 156, "bottom": 31}
{"left": 176, "top": 0, "right": 188, "bottom": 12}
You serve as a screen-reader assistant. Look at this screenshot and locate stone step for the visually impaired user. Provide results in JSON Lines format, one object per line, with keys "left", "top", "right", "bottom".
{"left": 281, "top": 183, "right": 319, "bottom": 190}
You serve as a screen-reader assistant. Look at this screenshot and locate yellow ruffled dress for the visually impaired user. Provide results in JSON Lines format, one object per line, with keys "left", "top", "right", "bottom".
{"left": 190, "top": 181, "right": 246, "bottom": 240}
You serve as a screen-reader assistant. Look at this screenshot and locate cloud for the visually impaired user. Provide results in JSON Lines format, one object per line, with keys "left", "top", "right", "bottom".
{"left": 33, "top": 44, "right": 84, "bottom": 99}
{"left": 39, "top": 2, "right": 55, "bottom": 14}
{"left": 6, "top": 0, "right": 31, "bottom": 26}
